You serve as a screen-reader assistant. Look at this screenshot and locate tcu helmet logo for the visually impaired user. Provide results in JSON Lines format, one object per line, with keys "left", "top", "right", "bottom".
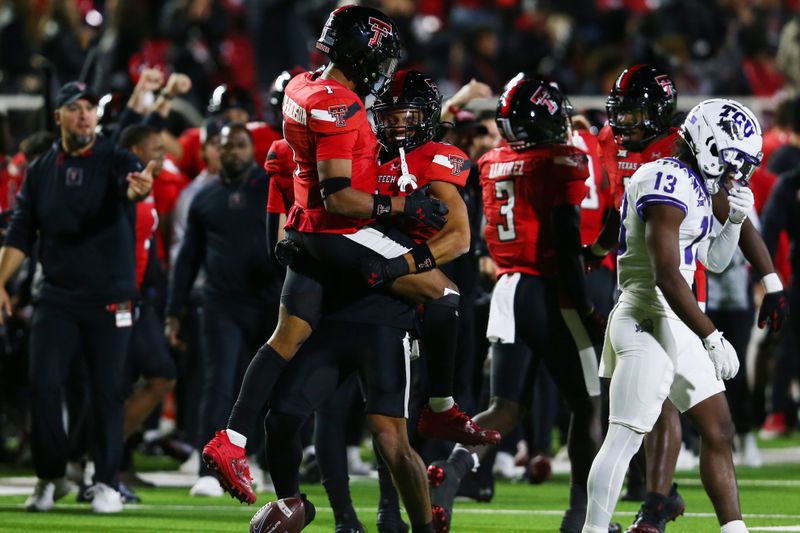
{"left": 368, "top": 17, "right": 392, "bottom": 47}
{"left": 448, "top": 155, "right": 465, "bottom": 176}
{"left": 718, "top": 103, "right": 756, "bottom": 138}
{"left": 327, "top": 104, "right": 348, "bottom": 127}
{"left": 531, "top": 86, "right": 558, "bottom": 115}
{"left": 655, "top": 74, "right": 675, "bottom": 97}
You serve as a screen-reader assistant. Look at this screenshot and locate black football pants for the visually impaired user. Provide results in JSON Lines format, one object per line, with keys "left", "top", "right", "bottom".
{"left": 29, "top": 301, "right": 131, "bottom": 488}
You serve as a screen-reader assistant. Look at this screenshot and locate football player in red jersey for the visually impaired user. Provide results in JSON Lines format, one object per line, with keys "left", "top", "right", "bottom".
{"left": 202, "top": 5, "right": 495, "bottom": 508}
{"left": 584, "top": 65, "right": 788, "bottom": 533}
{"left": 427, "top": 77, "right": 617, "bottom": 533}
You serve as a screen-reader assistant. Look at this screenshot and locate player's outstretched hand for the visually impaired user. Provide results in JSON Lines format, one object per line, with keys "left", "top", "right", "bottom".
{"left": 702, "top": 330, "right": 739, "bottom": 381}
{"left": 580, "top": 308, "right": 607, "bottom": 344}
{"left": 758, "top": 290, "right": 789, "bottom": 332}
{"left": 404, "top": 184, "right": 448, "bottom": 230}
{"left": 274, "top": 238, "right": 301, "bottom": 267}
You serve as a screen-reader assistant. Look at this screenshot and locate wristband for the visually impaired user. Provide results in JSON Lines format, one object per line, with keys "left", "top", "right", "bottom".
{"left": 410, "top": 243, "right": 436, "bottom": 272}
{"left": 372, "top": 194, "right": 392, "bottom": 218}
{"left": 761, "top": 272, "right": 783, "bottom": 293}
{"left": 159, "top": 90, "right": 174, "bottom": 100}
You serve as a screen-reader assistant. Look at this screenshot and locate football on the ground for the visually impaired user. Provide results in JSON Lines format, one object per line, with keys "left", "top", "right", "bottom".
{"left": 249, "top": 497, "right": 306, "bottom": 533}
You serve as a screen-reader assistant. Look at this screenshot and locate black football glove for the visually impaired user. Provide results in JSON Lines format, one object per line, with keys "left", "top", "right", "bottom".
{"left": 758, "top": 290, "right": 789, "bottom": 332}
{"left": 274, "top": 238, "right": 301, "bottom": 267}
{"left": 581, "top": 244, "right": 608, "bottom": 273}
{"left": 580, "top": 308, "right": 608, "bottom": 345}
{"left": 360, "top": 255, "right": 410, "bottom": 289}
{"left": 404, "top": 184, "right": 448, "bottom": 230}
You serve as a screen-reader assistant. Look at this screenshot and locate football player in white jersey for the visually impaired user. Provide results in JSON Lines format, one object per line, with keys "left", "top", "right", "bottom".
{"left": 582, "top": 99, "right": 762, "bottom": 533}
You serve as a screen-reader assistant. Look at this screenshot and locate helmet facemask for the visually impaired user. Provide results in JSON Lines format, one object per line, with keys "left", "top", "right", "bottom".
{"left": 374, "top": 103, "right": 437, "bottom": 152}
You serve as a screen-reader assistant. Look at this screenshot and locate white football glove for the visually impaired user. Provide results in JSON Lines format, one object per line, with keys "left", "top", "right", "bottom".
{"left": 727, "top": 187, "right": 754, "bottom": 225}
{"left": 702, "top": 330, "right": 740, "bottom": 381}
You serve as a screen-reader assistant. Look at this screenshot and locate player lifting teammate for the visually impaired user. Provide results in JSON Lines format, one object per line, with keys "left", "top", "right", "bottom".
{"left": 202, "top": 4, "right": 497, "bottom": 506}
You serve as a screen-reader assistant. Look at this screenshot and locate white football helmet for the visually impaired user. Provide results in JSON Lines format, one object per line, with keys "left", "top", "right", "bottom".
{"left": 679, "top": 98, "right": 763, "bottom": 194}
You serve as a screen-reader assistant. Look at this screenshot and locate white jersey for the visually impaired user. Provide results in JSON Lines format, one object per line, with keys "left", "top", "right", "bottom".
{"left": 617, "top": 157, "right": 713, "bottom": 317}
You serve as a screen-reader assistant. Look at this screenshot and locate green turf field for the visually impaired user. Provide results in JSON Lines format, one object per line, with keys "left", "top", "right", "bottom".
{"left": 1, "top": 461, "right": 799, "bottom": 532}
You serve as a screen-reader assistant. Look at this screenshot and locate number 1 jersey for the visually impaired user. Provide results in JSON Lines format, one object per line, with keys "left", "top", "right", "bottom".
{"left": 618, "top": 157, "right": 713, "bottom": 316}
{"left": 478, "top": 144, "right": 588, "bottom": 278}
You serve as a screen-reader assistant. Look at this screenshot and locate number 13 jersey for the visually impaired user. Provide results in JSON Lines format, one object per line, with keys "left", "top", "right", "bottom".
{"left": 478, "top": 144, "right": 588, "bottom": 278}
{"left": 618, "top": 157, "right": 712, "bottom": 316}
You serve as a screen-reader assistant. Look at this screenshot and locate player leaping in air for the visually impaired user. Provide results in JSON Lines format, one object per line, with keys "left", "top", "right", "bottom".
{"left": 201, "top": 4, "right": 498, "bottom": 506}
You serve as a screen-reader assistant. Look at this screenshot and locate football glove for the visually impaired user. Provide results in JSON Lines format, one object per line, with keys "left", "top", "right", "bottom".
{"left": 758, "top": 290, "right": 788, "bottom": 332}
{"left": 404, "top": 184, "right": 448, "bottom": 230}
{"left": 274, "top": 238, "right": 301, "bottom": 267}
{"left": 360, "top": 255, "right": 410, "bottom": 289}
{"left": 702, "top": 330, "right": 740, "bottom": 381}
{"left": 727, "top": 186, "right": 754, "bottom": 225}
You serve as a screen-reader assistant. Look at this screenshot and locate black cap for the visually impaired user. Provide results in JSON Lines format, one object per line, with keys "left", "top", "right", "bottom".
{"left": 200, "top": 117, "right": 225, "bottom": 144}
{"left": 56, "top": 81, "right": 99, "bottom": 108}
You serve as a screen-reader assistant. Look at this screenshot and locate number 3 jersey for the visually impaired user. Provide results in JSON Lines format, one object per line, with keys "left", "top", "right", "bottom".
{"left": 478, "top": 144, "right": 589, "bottom": 278}
{"left": 618, "top": 157, "right": 712, "bottom": 316}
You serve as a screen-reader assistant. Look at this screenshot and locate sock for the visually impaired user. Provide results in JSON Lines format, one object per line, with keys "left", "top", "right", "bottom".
{"left": 314, "top": 410, "right": 357, "bottom": 526}
{"left": 421, "top": 293, "right": 460, "bottom": 399}
{"left": 428, "top": 396, "right": 455, "bottom": 412}
{"left": 452, "top": 444, "right": 480, "bottom": 472}
{"left": 720, "top": 520, "right": 748, "bottom": 533}
{"left": 448, "top": 447, "right": 476, "bottom": 480}
{"left": 228, "top": 344, "right": 288, "bottom": 436}
{"left": 584, "top": 424, "right": 645, "bottom": 531}
{"left": 264, "top": 411, "right": 306, "bottom": 498}
{"left": 569, "top": 482, "right": 588, "bottom": 510}
{"left": 225, "top": 428, "right": 247, "bottom": 448}
{"left": 411, "top": 523, "right": 435, "bottom": 533}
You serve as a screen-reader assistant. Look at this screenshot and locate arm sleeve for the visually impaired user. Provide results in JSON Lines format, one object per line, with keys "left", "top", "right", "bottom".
{"left": 166, "top": 196, "right": 205, "bottom": 317}
{"left": 760, "top": 178, "right": 790, "bottom": 256}
{"left": 697, "top": 218, "right": 744, "bottom": 273}
{"left": 4, "top": 168, "right": 37, "bottom": 255}
{"left": 551, "top": 204, "right": 592, "bottom": 314}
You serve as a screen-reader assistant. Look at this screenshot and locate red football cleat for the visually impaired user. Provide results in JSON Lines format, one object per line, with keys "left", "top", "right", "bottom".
{"left": 202, "top": 430, "right": 256, "bottom": 504}
{"left": 417, "top": 404, "right": 501, "bottom": 445}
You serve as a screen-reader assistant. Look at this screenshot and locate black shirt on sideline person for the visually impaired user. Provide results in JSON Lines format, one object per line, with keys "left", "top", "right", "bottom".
{"left": 5, "top": 136, "right": 143, "bottom": 305}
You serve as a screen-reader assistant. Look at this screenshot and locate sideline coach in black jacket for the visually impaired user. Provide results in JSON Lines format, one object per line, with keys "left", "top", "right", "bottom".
{"left": 0, "top": 82, "right": 155, "bottom": 513}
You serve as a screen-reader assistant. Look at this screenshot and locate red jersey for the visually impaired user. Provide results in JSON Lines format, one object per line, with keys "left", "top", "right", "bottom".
{"left": 265, "top": 139, "right": 295, "bottom": 215}
{"left": 176, "top": 122, "right": 280, "bottom": 179}
{"left": 135, "top": 195, "right": 158, "bottom": 289}
{"left": 598, "top": 124, "right": 708, "bottom": 301}
{"left": 282, "top": 72, "right": 378, "bottom": 234}
{"left": 0, "top": 152, "right": 26, "bottom": 211}
{"left": 375, "top": 142, "right": 469, "bottom": 243}
{"left": 598, "top": 124, "right": 680, "bottom": 209}
{"left": 479, "top": 144, "right": 588, "bottom": 278}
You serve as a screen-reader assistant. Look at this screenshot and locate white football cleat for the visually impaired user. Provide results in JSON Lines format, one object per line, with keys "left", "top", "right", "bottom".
{"left": 190, "top": 475, "right": 223, "bottom": 497}
{"left": 25, "top": 477, "right": 71, "bottom": 512}
{"left": 90, "top": 483, "right": 123, "bottom": 513}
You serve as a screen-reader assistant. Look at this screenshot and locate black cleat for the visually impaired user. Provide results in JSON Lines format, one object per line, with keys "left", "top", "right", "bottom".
{"left": 335, "top": 522, "right": 366, "bottom": 533}
{"left": 428, "top": 460, "right": 461, "bottom": 533}
{"left": 626, "top": 483, "right": 686, "bottom": 533}
{"left": 456, "top": 471, "right": 494, "bottom": 503}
